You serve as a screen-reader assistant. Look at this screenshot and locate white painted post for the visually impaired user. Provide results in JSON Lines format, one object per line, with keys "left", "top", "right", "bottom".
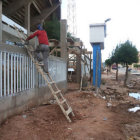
{"left": 14, "top": 55, "right": 16, "bottom": 93}
{"left": 7, "top": 53, "right": 10, "bottom": 95}
{"left": 20, "top": 55, "right": 22, "bottom": 91}
{"left": 31, "top": 59, "right": 32, "bottom": 88}
{"left": 22, "top": 56, "right": 24, "bottom": 90}
{"left": 11, "top": 54, "right": 13, "bottom": 94}
{"left": 0, "top": 51, "right": 2, "bottom": 96}
{"left": 4, "top": 52, "right": 6, "bottom": 96}
{"left": 17, "top": 55, "right": 19, "bottom": 92}
{"left": 25, "top": 2, "right": 31, "bottom": 35}
{"left": 29, "top": 58, "right": 30, "bottom": 89}
{"left": 33, "top": 63, "right": 35, "bottom": 88}
{"left": 27, "top": 57, "right": 28, "bottom": 89}
{"left": 39, "top": 74, "right": 40, "bottom": 87}
{"left": 24, "top": 56, "right": 26, "bottom": 90}
{"left": 0, "top": 1, "right": 2, "bottom": 42}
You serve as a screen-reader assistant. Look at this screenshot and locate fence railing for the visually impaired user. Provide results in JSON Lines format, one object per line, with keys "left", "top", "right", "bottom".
{"left": 0, "top": 51, "right": 36, "bottom": 97}
{"left": 0, "top": 50, "right": 67, "bottom": 98}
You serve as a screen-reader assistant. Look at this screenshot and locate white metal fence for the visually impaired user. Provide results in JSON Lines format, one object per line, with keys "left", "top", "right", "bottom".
{"left": 0, "top": 50, "right": 67, "bottom": 98}
{"left": 0, "top": 51, "right": 35, "bottom": 98}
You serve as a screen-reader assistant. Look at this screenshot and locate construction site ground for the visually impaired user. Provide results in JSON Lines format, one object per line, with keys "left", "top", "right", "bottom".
{"left": 0, "top": 72, "right": 140, "bottom": 140}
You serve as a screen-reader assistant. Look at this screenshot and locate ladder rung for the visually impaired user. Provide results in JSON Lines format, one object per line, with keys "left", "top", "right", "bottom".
{"left": 37, "top": 67, "right": 43, "bottom": 70}
{"left": 48, "top": 81, "right": 55, "bottom": 84}
{"left": 35, "top": 63, "right": 44, "bottom": 66}
{"left": 60, "top": 99, "right": 66, "bottom": 104}
{"left": 54, "top": 90, "right": 61, "bottom": 95}
{"left": 66, "top": 107, "right": 72, "bottom": 115}
{"left": 43, "top": 72, "right": 49, "bottom": 75}
{"left": 28, "top": 49, "right": 35, "bottom": 52}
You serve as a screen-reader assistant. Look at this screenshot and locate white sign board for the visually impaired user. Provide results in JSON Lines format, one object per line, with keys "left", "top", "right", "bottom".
{"left": 90, "top": 23, "right": 105, "bottom": 44}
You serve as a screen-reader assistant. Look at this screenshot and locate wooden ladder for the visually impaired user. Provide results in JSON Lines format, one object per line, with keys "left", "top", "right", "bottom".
{"left": 25, "top": 45, "right": 75, "bottom": 122}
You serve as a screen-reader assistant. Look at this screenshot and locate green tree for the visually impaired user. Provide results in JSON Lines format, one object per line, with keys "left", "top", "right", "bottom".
{"left": 111, "top": 45, "right": 120, "bottom": 81}
{"left": 118, "top": 40, "right": 138, "bottom": 86}
{"left": 43, "top": 16, "right": 60, "bottom": 40}
{"left": 134, "top": 64, "right": 140, "bottom": 69}
{"left": 134, "top": 64, "right": 139, "bottom": 69}
{"left": 105, "top": 58, "right": 113, "bottom": 73}
{"left": 67, "top": 32, "right": 77, "bottom": 41}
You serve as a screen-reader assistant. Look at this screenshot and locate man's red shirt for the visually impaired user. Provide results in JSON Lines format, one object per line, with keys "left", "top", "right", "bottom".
{"left": 27, "top": 30, "right": 49, "bottom": 45}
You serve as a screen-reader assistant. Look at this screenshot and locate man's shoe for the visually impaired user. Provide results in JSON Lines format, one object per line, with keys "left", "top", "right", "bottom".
{"left": 44, "top": 71, "right": 49, "bottom": 74}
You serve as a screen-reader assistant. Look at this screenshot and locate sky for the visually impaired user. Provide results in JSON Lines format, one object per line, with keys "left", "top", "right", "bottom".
{"left": 61, "top": 0, "right": 140, "bottom": 62}
{"left": 2, "top": 0, "right": 140, "bottom": 62}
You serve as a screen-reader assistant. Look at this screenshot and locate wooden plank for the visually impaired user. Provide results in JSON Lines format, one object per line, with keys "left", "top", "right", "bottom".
{"left": 60, "top": 99, "right": 66, "bottom": 104}
{"left": 3, "top": 0, "right": 33, "bottom": 16}
{"left": 54, "top": 90, "right": 61, "bottom": 95}
{"left": 49, "top": 47, "right": 57, "bottom": 55}
{"left": 32, "top": 1, "right": 41, "bottom": 14}
{"left": 85, "top": 51, "right": 92, "bottom": 54}
{"left": 49, "top": 0, "right": 53, "bottom": 6}
{"left": 31, "top": 3, "right": 60, "bottom": 26}
{"left": 66, "top": 107, "right": 72, "bottom": 115}
{"left": 67, "top": 42, "right": 83, "bottom": 47}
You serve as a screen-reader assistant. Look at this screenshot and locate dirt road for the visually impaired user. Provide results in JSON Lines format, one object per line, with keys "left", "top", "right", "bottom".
{"left": 0, "top": 74, "right": 140, "bottom": 140}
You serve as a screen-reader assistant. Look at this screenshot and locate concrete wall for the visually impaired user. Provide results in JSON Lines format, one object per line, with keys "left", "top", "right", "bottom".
{"left": 0, "top": 44, "right": 67, "bottom": 124}
{"left": 0, "top": 80, "right": 67, "bottom": 124}
{"left": 49, "top": 56, "right": 67, "bottom": 82}
{"left": 2, "top": 22, "right": 26, "bottom": 43}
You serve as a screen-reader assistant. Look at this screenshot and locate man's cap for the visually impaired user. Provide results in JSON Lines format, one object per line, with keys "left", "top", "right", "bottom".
{"left": 37, "top": 24, "right": 43, "bottom": 30}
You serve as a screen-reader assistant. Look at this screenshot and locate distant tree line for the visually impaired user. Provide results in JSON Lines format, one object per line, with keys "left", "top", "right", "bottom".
{"left": 133, "top": 64, "right": 140, "bottom": 68}
{"left": 105, "top": 40, "right": 139, "bottom": 86}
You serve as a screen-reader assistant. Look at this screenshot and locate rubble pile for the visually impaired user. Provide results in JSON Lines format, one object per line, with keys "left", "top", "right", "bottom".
{"left": 100, "top": 85, "right": 129, "bottom": 101}
{"left": 100, "top": 85, "right": 140, "bottom": 107}
{"left": 127, "top": 78, "right": 140, "bottom": 90}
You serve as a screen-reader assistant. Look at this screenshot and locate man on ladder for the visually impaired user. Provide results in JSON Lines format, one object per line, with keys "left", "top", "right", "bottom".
{"left": 26, "top": 24, "right": 50, "bottom": 73}
{"left": 14, "top": 24, "right": 74, "bottom": 122}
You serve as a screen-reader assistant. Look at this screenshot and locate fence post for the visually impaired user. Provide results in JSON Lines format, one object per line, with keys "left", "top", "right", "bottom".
{"left": 4, "top": 52, "right": 6, "bottom": 96}
{"left": 0, "top": 51, "right": 2, "bottom": 96}
{"left": 0, "top": 1, "right": 2, "bottom": 42}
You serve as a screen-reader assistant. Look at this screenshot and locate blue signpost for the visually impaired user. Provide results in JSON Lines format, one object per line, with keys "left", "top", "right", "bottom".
{"left": 90, "top": 23, "right": 106, "bottom": 90}
{"left": 92, "top": 44, "right": 101, "bottom": 87}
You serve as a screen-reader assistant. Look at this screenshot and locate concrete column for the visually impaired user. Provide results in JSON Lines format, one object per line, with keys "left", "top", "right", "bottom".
{"left": 60, "top": 20, "right": 68, "bottom": 87}
{"left": 60, "top": 20, "right": 68, "bottom": 59}
{"left": 0, "top": 0, "right": 2, "bottom": 42}
{"left": 90, "top": 53, "right": 92, "bottom": 82}
{"left": 25, "top": 2, "right": 31, "bottom": 35}
{"left": 92, "top": 44, "right": 101, "bottom": 88}
{"left": 76, "top": 53, "right": 81, "bottom": 83}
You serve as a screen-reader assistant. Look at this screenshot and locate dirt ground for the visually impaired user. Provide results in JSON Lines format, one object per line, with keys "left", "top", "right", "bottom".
{"left": 0, "top": 73, "right": 140, "bottom": 140}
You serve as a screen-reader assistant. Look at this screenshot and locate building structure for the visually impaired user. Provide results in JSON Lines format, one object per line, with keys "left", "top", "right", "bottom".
{"left": 0, "top": 0, "right": 92, "bottom": 124}
{"left": 0, "top": 0, "right": 67, "bottom": 124}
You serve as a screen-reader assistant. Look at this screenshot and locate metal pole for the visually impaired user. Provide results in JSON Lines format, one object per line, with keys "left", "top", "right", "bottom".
{"left": 4, "top": 52, "right": 6, "bottom": 96}
{"left": 7, "top": 53, "right": 10, "bottom": 95}
{"left": 14, "top": 55, "right": 16, "bottom": 93}
{"left": 0, "top": 51, "right": 2, "bottom": 97}
{"left": 11, "top": 54, "right": 13, "bottom": 94}
{"left": 17, "top": 55, "right": 19, "bottom": 92}
{"left": 20, "top": 55, "right": 22, "bottom": 91}
{"left": 95, "top": 50, "right": 99, "bottom": 92}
